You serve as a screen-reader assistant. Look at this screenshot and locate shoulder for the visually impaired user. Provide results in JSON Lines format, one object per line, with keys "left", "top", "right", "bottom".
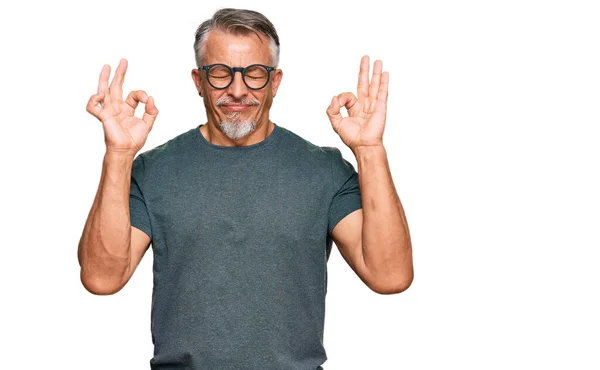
{"left": 137, "top": 126, "right": 198, "bottom": 165}
{"left": 275, "top": 125, "right": 354, "bottom": 179}
{"left": 276, "top": 124, "right": 340, "bottom": 161}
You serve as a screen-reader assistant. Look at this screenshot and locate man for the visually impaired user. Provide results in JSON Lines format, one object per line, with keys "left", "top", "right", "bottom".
{"left": 78, "top": 8, "right": 413, "bottom": 370}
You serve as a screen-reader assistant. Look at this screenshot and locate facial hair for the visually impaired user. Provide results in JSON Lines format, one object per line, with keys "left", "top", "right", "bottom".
{"left": 215, "top": 97, "right": 261, "bottom": 141}
{"left": 219, "top": 112, "right": 257, "bottom": 140}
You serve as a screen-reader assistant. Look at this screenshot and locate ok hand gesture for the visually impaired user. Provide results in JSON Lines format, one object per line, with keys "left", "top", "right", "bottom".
{"left": 326, "top": 55, "right": 389, "bottom": 152}
{"left": 86, "top": 59, "right": 158, "bottom": 156}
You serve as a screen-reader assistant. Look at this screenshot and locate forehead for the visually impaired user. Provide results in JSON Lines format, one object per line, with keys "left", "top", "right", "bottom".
{"left": 203, "top": 30, "right": 271, "bottom": 66}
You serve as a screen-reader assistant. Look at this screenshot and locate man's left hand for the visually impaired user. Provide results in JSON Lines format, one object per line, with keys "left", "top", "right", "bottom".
{"left": 326, "top": 55, "right": 389, "bottom": 152}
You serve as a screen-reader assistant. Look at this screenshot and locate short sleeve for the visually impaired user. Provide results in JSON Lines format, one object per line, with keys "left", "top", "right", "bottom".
{"left": 327, "top": 147, "right": 362, "bottom": 237}
{"left": 129, "top": 154, "right": 152, "bottom": 240}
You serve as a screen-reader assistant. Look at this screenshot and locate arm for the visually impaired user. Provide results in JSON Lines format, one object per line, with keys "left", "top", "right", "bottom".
{"left": 78, "top": 152, "right": 151, "bottom": 295}
{"left": 78, "top": 58, "right": 158, "bottom": 295}
{"left": 327, "top": 55, "right": 413, "bottom": 294}
{"left": 332, "top": 147, "right": 413, "bottom": 295}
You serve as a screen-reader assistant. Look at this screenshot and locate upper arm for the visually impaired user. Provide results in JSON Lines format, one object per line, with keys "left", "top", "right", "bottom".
{"left": 125, "top": 153, "right": 152, "bottom": 285}
{"left": 80, "top": 226, "right": 151, "bottom": 295}
{"left": 331, "top": 208, "right": 374, "bottom": 288}
{"left": 121, "top": 226, "right": 151, "bottom": 286}
{"left": 332, "top": 209, "right": 413, "bottom": 295}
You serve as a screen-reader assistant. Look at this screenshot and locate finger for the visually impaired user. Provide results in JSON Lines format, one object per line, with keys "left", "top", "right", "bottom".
{"left": 125, "top": 90, "right": 148, "bottom": 110}
{"left": 86, "top": 92, "right": 105, "bottom": 118}
{"left": 326, "top": 95, "right": 343, "bottom": 131}
{"left": 97, "top": 64, "right": 110, "bottom": 94}
{"left": 337, "top": 92, "right": 359, "bottom": 114}
{"left": 369, "top": 59, "right": 383, "bottom": 101}
{"left": 375, "top": 71, "right": 389, "bottom": 111}
{"left": 109, "top": 58, "right": 128, "bottom": 101}
{"left": 142, "top": 96, "right": 159, "bottom": 131}
{"left": 357, "top": 55, "right": 370, "bottom": 100}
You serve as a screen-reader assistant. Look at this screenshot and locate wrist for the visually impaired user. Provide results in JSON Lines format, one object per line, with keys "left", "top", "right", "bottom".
{"left": 351, "top": 144, "right": 386, "bottom": 158}
{"left": 104, "top": 150, "right": 136, "bottom": 161}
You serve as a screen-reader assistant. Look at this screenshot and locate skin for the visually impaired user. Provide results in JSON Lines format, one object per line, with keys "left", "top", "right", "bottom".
{"left": 79, "top": 58, "right": 157, "bottom": 294}
{"left": 326, "top": 56, "right": 414, "bottom": 294}
{"left": 79, "top": 31, "right": 413, "bottom": 296}
{"left": 191, "top": 30, "right": 283, "bottom": 146}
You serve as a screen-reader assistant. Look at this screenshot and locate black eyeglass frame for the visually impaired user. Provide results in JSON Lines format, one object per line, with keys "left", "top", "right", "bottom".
{"left": 198, "top": 63, "right": 276, "bottom": 90}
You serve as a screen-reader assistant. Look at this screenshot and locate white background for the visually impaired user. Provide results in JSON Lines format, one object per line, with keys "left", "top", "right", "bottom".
{"left": 1, "top": 0, "right": 599, "bottom": 369}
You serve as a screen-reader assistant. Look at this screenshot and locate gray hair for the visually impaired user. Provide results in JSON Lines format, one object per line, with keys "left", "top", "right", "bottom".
{"left": 194, "top": 8, "right": 280, "bottom": 68}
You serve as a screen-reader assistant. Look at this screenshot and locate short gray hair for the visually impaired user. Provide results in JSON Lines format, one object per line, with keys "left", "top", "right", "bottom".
{"left": 194, "top": 8, "right": 280, "bottom": 68}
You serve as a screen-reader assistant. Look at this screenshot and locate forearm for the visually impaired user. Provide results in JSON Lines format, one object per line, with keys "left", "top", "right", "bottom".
{"left": 78, "top": 152, "right": 134, "bottom": 294}
{"left": 353, "top": 145, "right": 413, "bottom": 290}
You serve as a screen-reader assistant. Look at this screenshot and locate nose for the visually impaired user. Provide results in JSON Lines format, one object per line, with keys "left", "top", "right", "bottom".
{"left": 227, "top": 70, "right": 248, "bottom": 99}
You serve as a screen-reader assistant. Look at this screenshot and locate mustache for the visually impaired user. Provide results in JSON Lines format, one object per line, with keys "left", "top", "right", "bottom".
{"left": 215, "top": 97, "right": 261, "bottom": 106}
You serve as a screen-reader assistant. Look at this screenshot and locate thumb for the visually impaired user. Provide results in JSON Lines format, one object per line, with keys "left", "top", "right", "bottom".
{"left": 326, "top": 95, "right": 343, "bottom": 132}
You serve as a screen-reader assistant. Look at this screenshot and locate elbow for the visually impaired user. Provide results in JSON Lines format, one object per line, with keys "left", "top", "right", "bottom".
{"left": 368, "top": 271, "right": 414, "bottom": 295}
{"left": 78, "top": 243, "right": 130, "bottom": 295}
{"left": 80, "top": 270, "right": 125, "bottom": 296}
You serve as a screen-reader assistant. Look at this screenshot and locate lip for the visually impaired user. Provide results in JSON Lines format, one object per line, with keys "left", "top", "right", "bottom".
{"left": 223, "top": 104, "right": 252, "bottom": 112}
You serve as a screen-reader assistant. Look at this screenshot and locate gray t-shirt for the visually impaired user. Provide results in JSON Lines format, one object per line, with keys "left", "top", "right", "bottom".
{"left": 129, "top": 122, "right": 362, "bottom": 370}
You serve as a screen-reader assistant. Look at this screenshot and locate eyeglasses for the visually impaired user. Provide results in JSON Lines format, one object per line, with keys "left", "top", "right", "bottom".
{"left": 198, "top": 64, "right": 276, "bottom": 90}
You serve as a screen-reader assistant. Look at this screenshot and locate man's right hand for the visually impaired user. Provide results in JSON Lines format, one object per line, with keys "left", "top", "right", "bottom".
{"left": 86, "top": 58, "right": 159, "bottom": 156}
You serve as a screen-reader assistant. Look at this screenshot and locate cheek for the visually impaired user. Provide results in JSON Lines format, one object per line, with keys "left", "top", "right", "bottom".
{"left": 255, "top": 92, "right": 270, "bottom": 105}
{"left": 260, "top": 91, "right": 274, "bottom": 109}
{"left": 204, "top": 92, "right": 226, "bottom": 108}
{"left": 202, "top": 94, "right": 213, "bottom": 109}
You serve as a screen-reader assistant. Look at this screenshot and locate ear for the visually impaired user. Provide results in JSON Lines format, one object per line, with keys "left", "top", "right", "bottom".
{"left": 191, "top": 68, "right": 203, "bottom": 96}
{"left": 270, "top": 69, "right": 283, "bottom": 97}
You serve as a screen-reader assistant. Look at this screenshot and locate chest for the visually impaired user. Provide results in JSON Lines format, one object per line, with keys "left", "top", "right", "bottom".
{"left": 146, "top": 162, "right": 331, "bottom": 257}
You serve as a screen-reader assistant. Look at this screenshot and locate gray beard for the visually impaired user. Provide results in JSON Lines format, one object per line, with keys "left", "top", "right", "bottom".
{"left": 219, "top": 112, "right": 257, "bottom": 140}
